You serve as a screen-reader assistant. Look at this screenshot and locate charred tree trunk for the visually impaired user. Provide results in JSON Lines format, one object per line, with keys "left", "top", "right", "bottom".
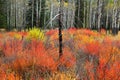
{"left": 59, "top": 0, "right": 63, "bottom": 57}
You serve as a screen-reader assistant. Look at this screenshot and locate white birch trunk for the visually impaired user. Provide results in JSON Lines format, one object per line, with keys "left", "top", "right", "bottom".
{"left": 97, "top": 0, "right": 102, "bottom": 31}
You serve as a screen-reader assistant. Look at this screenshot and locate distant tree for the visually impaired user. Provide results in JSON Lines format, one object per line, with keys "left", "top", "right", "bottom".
{"left": 25, "top": 0, "right": 43, "bottom": 28}
{"left": 0, "top": 0, "right": 7, "bottom": 28}
{"left": 112, "top": 0, "right": 119, "bottom": 35}
{"left": 75, "top": 0, "right": 84, "bottom": 28}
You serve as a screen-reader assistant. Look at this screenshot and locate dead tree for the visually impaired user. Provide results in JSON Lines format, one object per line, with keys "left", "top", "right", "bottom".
{"left": 59, "top": 0, "right": 63, "bottom": 57}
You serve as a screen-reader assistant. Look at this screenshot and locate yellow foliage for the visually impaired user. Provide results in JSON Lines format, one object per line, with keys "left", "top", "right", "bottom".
{"left": 27, "top": 28, "right": 45, "bottom": 41}
{"left": 50, "top": 70, "right": 76, "bottom": 80}
{"left": 14, "top": 34, "right": 22, "bottom": 39}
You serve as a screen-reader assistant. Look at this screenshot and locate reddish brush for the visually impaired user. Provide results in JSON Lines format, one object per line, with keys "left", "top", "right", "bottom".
{"left": 18, "top": 32, "right": 28, "bottom": 37}
{"left": 0, "top": 34, "right": 3, "bottom": 38}
{"left": 27, "top": 40, "right": 57, "bottom": 71}
{"left": 7, "top": 32, "right": 16, "bottom": 37}
{"left": 2, "top": 39, "right": 23, "bottom": 56}
{"left": 45, "top": 29, "right": 58, "bottom": 36}
{"left": 68, "top": 27, "right": 77, "bottom": 34}
{"left": 85, "top": 41, "right": 100, "bottom": 56}
{"left": 1, "top": 29, "right": 120, "bottom": 79}
{"left": 59, "top": 48, "right": 76, "bottom": 68}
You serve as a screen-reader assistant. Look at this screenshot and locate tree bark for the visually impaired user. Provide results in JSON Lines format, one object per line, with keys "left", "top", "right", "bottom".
{"left": 97, "top": 0, "right": 102, "bottom": 32}
{"left": 59, "top": 0, "right": 63, "bottom": 57}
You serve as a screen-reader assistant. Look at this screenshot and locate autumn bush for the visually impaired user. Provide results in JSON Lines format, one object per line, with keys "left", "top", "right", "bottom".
{"left": 27, "top": 28, "right": 45, "bottom": 41}
{"left": 0, "top": 29, "right": 120, "bottom": 79}
{"left": 0, "top": 33, "right": 76, "bottom": 79}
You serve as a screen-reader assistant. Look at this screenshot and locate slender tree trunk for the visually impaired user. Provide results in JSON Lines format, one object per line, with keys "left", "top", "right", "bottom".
{"left": 38, "top": 0, "right": 41, "bottom": 27}
{"left": 67, "top": 1, "right": 69, "bottom": 28}
{"left": 71, "top": 0, "right": 75, "bottom": 28}
{"left": 50, "top": 0, "right": 53, "bottom": 28}
{"left": 6, "top": 1, "right": 10, "bottom": 30}
{"left": 40, "top": 0, "right": 45, "bottom": 28}
{"left": 116, "top": 12, "right": 119, "bottom": 34}
{"left": 44, "top": 9, "right": 47, "bottom": 29}
{"left": 32, "top": 0, "right": 34, "bottom": 27}
{"left": 9, "top": 1, "right": 11, "bottom": 30}
{"left": 93, "top": 10, "right": 96, "bottom": 29}
{"left": 117, "top": 13, "right": 120, "bottom": 32}
{"left": 59, "top": 0, "right": 63, "bottom": 57}
{"left": 106, "top": 10, "right": 109, "bottom": 34}
{"left": 86, "top": 1, "right": 89, "bottom": 28}
{"left": 112, "top": 0, "right": 118, "bottom": 35}
{"left": 97, "top": 0, "right": 102, "bottom": 32}
{"left": 15, "top": 0, "right": 17, "bottom": 28}
{"left": 77, "top": 0, "right": 80, "bottom": 28}
{"left": 89, "top": 0, "right": 92, "bottom": 29}
{"left": 36, "top": 0, "right": 39, "bottom": 27}
{"left": 116, "top": 8, "right": 120, "bottom": 34}
{"left": 83, "top": 1, "right": 86, "bottom": 28}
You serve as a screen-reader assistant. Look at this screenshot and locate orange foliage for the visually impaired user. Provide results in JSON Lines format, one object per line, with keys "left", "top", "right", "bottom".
{"left": 7, "top": 32, "right": 16, "bottom": 37}
{"left": 18, "top": 32, "right": 27, "bottom": 37}
{"left": 97, "top": 61, "right": 120, "bottom": 80}
{"left": 2, "top": 39, "right": 23, "bottom": 56}
{"left": 100, "top": 29, "right": 106, "bottom": 35}
{"left": 0, "top": 71, "right": 20, "bottom": 80}
{"left": 103, "top": 36, "right": 113, "bottom": 44}
{"left": 28, "top": 40, "right": 57, "bottom": 71}
{"left": 77, "top": 29, "right": 99, "bottom": 37}
{"left": 59, "top": 48, "right": 76, "bottom": 68}
{"left": 46, "top": 29, "right": 58, "bottom": 36}
{"left": 0, "top": 33, "right": 3, "bottom": 38}
{"left": 0, "top": 29, "right": 120, "bottom": 79}
{"left": 85, "top": 41, "right": 100, "bottom": 56}
{"left": 68, "top": 27, "right": 77, "bottom": 34}
{"left": 0, "top": 40, "right": 2, "bottom": 50}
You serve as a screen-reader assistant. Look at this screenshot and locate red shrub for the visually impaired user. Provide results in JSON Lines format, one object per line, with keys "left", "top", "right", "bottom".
{"left": 59, "top": 48, "right": 76, "bottom": 68}
{"left": 103, "top": 37, "right": 113, "bottom": 44}
{"left": 100, "top": 29, "right": 106, "bottom": 35}
{"left": 18, "top": 32, "right": 28, "bottom": 37}
{"left": 7, "top": 32, "right": 16, "bottom": 37}
{"left": 0, "top": 40, "right": 2, "bottom": 50}
{"left": 45, "top": 29, "right": 58, "bottom": 36}
{"left": 68, "top": 27, "right": 77, "bottom": 34}
{"left": 85, "top": 41, "right": 100, "bottom": 56}
{"left": 97, "top": 61, "right": 120, "bottom": 80}
{"left": 0, "top": 34, "right": 3, "bottom": 38}
{"left": 2, "top": 39, "right": 23, "bottom": 56}
{"left": 78, "top": 29, "right": 98, "bottom": 36}
{"left": 27, "top": 40, "right": 57, "bottom": 71}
